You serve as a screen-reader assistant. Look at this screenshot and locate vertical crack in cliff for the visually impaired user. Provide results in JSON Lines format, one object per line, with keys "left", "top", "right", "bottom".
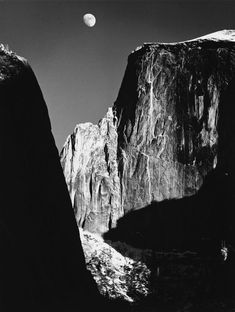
{"left": 149, "top": 70, "right": 153, "bottom": 142}
{"left": 140, "top": 150, "right": 152, "bottom": 203}
{"left": 70, "top": 130, "right": 77, "bottom": 206}
{"left": 104, "top": 143, "right": 111, "bottom": 175}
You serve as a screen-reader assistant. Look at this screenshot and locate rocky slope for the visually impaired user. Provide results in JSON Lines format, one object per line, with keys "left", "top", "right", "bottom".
{"left": 80, "top": 228, "right": 150, "bottom": 302}
{"left": 61, "top": 30, "right": 235, "bottom": 240}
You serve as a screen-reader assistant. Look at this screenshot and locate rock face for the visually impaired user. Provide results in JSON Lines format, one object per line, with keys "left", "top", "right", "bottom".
{"left": 61, "top": 107, "right": 123, "bottom": 233}
{"left": 61, "top": 30, "right": 235, "bottom": 239}
{"left": 0, "top": 46, "right": 100, "bottom": 311}
{"left": 115, "top": 30, "right": 235, "bottom": 212}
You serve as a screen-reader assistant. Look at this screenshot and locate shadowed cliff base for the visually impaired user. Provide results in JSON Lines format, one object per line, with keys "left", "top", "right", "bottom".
{"left": 104, "top": 168, "right": 234, "bottom": 251}
{"left": 103, "top": 168, "right": 235, "bottom": 308}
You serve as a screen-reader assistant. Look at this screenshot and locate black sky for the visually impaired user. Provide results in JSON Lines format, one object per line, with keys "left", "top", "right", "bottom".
{"left": 1, "top": 0, "right": 235, "bottom": 150}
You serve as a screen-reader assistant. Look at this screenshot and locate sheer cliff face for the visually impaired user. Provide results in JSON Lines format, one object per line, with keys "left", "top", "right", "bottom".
{"left": 60, "top": 108, "right": 123, "bottom": 233}
{"left": 114, "top": 33, "right": 235, "bottom": 212}
{"left": 61, "top": 30, "right": 235, "bottom": 234}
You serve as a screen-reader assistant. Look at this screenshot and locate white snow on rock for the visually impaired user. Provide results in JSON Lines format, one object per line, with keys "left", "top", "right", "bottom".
{"left": 79, "top": 228, "right": 151, "bottom": 302}
{"left": 131, "top": 30, "right": 235, "bottom": 54}
{"left": 190, "top": 29, "right": 235, "bottom": 43}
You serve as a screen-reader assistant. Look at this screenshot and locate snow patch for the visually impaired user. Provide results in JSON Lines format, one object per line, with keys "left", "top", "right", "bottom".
{"left": 79, "top": 228, "right": 150, "bottom": 302}
{"left": 131, "top": 30, "right": 235, "bottom": 55}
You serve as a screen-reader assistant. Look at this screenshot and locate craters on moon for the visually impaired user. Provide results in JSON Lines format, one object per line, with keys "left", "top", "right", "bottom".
{"left": 83, "top": 13, "right": 96, "bottom": 27}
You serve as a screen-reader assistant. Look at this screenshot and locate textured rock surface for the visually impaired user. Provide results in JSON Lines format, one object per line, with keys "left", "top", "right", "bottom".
{"left": 80, "top": 229, "right": 150, "bottom": 302}
{"left": 115, "top": 30, "right": 235, "bottom": 212}
{"left": 0, "top": 46, "right": 100, "bottom": 311}
{"left": 61, "top": 30, "right": 235, "bottom": 235}
{"left": 61, "top": 107, "right": 122, "bottom": 233}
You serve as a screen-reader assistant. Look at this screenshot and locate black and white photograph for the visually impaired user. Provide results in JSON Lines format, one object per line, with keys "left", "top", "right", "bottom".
{"left": 0, "top": 0, "right": 235, "bottom": 311}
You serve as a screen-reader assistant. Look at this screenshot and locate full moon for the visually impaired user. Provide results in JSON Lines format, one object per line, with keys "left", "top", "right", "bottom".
{"left": 83, "top": 13, "right": 96, "bottom": 27}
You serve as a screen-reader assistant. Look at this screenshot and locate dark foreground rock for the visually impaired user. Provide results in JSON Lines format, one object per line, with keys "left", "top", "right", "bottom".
{"left": 0, "top": 45, "right": 103, "bottom": 311}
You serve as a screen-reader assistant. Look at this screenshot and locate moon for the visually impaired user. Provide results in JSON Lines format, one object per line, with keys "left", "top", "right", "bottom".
{"left": 83, "top": 13, "right": 96, "bottom": 27}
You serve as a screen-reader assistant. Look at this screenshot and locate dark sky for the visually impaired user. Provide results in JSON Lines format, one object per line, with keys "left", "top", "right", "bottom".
{"left": 1, "top": 0, "right": 235, "bottom": 150}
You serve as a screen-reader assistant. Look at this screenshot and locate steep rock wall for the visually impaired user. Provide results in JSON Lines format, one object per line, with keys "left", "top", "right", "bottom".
{"left": 61, "top": 30, "right": 235, "bottom": 235}
{"left": 114, "top": 35, "right": 235, "bottom": 212}
{"left": 61, "top": 108, "right": 122, "bottom": 233}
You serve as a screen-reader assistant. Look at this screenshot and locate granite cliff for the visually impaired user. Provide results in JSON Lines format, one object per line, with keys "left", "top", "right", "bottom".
{"left": 60, "top": 30, "right": 235, "bottom": 307}
{"left": 61, "top": 107, "right": 123, "bottom": 233}
{"left": 61, "top": 30, "right": 235, "bottom": 241}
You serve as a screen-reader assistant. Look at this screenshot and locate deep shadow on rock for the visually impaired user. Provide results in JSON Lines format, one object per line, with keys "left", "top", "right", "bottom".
{"left": 104, "top": 167, "right": 235, "bottom": 304}
{"left": 104, "top": 167, "right": 233, "bottom": 251}
{"left": 0, "top": 48, "right": 104, "bottom": 311}
{"left": 103, "top": 64, "right": 235, "bottom": 309}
